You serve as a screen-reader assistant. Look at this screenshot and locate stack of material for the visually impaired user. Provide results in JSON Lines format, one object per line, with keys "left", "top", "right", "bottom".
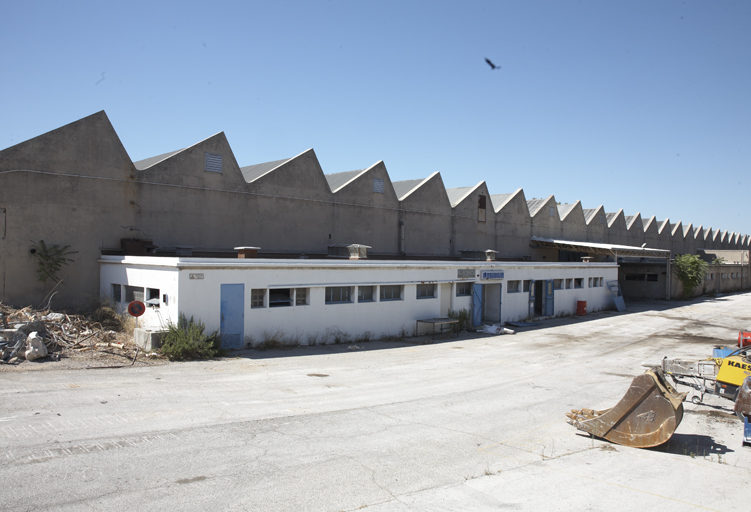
{"left": 0, "top": 303, "right": 139, "bottom": 365}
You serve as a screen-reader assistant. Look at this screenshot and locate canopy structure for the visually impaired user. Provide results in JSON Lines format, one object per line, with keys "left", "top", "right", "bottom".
{"left": 531, "top": 236, "right": 672, "bottom": 300}
{"left": 530, "top": 237, "right": 670, "bottom": 259}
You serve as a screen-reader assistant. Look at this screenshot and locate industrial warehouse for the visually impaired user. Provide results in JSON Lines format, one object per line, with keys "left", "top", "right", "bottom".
{"left": 1, "top": 111, "right": 749, "bottom": 344}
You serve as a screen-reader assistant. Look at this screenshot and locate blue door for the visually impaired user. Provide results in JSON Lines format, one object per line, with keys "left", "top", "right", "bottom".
{"left": 545, "top": 279, "right": 554, "bottom": 316}
{"left": 498, "top": 283, "right": 502, "bottom": 323}
{"left": 472, "top": 283, "right": 483, "bottom": 327}
{"left": 220, "top": 284, "right": 244, "bottom": 349}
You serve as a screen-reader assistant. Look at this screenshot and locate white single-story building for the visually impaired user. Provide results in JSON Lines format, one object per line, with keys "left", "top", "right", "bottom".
{"left": 99, "top": 256, "right": 619, "bottom": 348}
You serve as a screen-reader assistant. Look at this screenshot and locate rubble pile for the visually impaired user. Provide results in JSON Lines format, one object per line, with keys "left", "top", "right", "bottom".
{"left": 0, "top": 303, "right": 147, "bottom": 366}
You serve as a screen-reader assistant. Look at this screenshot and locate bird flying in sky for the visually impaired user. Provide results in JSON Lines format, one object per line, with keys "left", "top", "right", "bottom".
{"left": 485, "top": 58, "right": 500, "bottom": 70}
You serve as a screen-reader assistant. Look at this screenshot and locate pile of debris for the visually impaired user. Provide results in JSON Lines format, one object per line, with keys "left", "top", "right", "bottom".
{"left": 0, "top": 303, "right": 156, "bottom": 367}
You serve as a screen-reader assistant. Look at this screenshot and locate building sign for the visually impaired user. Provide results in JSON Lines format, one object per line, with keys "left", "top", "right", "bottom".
{"left": 457, "top": 269, "right": 475, "bottom": 279}
{"left": 189, "top": 273, "right": 204, "bottom": 280}
{"left": 480, "top": 270, "right": 504, "bottom": 281}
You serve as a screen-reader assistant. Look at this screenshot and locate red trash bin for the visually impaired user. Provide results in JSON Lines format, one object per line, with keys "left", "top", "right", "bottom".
{"left": 576, "top": 300, "right": 587, "bottom": 316}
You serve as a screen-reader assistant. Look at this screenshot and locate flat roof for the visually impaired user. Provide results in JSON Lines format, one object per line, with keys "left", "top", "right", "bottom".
{"left": 99, "top": 255, "right": 617, "bottom": 270}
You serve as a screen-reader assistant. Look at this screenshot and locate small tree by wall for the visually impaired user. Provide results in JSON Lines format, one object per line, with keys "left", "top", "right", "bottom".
{"left": 673, "top": 254, "right": 708, "bottom": 299}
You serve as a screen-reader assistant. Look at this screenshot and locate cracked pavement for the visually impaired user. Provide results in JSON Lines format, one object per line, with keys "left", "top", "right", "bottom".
{"left": 2, "top": 294, "right": 751, "bottom": 510}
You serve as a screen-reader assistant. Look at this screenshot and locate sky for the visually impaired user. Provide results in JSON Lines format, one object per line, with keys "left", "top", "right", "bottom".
{"left": 3, "top": 0, "right": 750, "bottom": 237}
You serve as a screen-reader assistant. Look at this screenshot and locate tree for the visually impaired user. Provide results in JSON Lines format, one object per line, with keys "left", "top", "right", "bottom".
{"left": 673, "top": 254, "right": 708, "bottom": 299}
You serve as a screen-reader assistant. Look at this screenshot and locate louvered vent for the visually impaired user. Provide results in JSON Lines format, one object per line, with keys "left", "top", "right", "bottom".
{"left": 205, "top": 152, "right": 223, "bottom": 173}
{"left": 373, "top": 178, "right": 384, "bottom": 194}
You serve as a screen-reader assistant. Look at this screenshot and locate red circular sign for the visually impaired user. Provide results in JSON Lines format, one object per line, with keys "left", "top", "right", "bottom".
{"left": 128, "top": 300, "right": 146, "bottom": 317}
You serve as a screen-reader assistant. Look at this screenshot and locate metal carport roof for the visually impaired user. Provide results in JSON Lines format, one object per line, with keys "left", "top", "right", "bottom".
{"left": 531, "top": 237, "right": 670, "bottom": 259}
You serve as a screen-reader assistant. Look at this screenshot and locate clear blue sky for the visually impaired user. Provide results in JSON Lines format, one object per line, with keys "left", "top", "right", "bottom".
{"left": 3, "top": 1, "right": 749, "bottom": 237}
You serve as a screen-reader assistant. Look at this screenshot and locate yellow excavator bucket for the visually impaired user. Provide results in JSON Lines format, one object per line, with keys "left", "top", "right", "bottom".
{"left": 567, "top": 368, "right": 687, "bottom": 448}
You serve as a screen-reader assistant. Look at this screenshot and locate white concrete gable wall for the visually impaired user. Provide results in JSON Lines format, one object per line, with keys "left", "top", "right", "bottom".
{"left": 100, "top": 256, "right": 618, "bottom": 347}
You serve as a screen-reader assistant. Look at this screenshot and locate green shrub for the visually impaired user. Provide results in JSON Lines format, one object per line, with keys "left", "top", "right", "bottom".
{"left": 449, "top": 308, "right": 471, "bottom": 333}
{"left": 160, "top": 314, "right": 222, "bottom": 360}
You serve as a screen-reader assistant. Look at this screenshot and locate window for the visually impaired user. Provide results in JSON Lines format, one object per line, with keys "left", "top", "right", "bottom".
{"left": 295, "top": 288, "right": 308, "bottom": 306}
{"left": 588, "top": 277, "right": 593, "bottom": 288}
{"left": 380, "top": 285, "right": 402, "bottom": 301}
{"left": 478, "top": 195, "right": 486, "bottom": 222}
{"left": 416, "top": 283, "right": 436, "bottom": 299}
{"left": 205, "top": 152, "right": 222, "bottom": 173}
{"left": 507, "top": 280, "right": 520, "bottom": 293}
{"left": 646, "top": 274, "right": 658, "bottom": 282}
{"left": 147, "top": 288, "right": 160, "bottom": 307}
{"left": 625, "top": 274, "right": 645, "bottom": 281}
{"left": 270, "top": 288, "right": 292, "bottom": 307}
{"left": 566, "top": 278, "right": 573, "bottom": 289}
{"left": 373, "top": 178, "right": 384, "bottom": 194}
{"left": 125, "top": 285, "right": 144, "bottom": 302}
{"left": 456, "top": 282, "right": 472, "bottom": 296}
{"left": 554, "top": 279, "right": 563, "bottom": 290}
{"left": 523, "top": 280, "right": 532, "bottom": 292}
{"left": 111, "top": 284, "right": 121, "bottom": 302}
{"left": 574, "top": 278, "right": 583, "bottom": 289}
{"left": 326, "top": 286, "right": 352, "bottom": 304}
{"left": 251, "top": 289, "right": 266, "bottom": 308}
{"left": 358, "top": 286, "right": 374, "bottom": 302}
{"left": 549, "top": 206, "right": 556, "bottom": 217}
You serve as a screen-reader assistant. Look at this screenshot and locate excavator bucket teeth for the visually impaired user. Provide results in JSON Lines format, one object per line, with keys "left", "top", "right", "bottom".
{"left": 567, "top": 369, "right": 686, "bottom": 448}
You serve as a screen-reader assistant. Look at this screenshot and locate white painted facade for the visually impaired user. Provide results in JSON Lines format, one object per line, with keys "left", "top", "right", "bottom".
{"left": 99, "top": 256, "right": 618, "bottom": 348}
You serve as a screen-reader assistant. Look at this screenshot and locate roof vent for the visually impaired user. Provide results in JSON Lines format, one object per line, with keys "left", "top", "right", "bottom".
{"left": 328, "top": 244, "right": 371, "bottom": 259}
{"left": 235, "top": 246, "right": 260, "bottom": 258}
{"left": 460, "top": 249, "right": 498, "bottom": 261}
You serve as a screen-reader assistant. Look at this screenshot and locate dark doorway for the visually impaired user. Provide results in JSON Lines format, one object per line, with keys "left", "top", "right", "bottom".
{"left": 534, "top": 280, "right": 544, "bottom": 316}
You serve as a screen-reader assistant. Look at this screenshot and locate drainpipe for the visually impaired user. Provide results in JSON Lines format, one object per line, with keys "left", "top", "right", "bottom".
{"left": 666, "top": 255, "right": 671, "bottom": 300}
{"left": 399, "top": 221, "right": 405, "bottom": 255}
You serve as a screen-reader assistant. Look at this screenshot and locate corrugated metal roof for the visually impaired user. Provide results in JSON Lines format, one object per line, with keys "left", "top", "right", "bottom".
{"left": 392, "top": 178, "right": 426, "bottom": 200}
{"left": 526, "top": 198, "right": 547, "bottom": 216}
{"left": 606, "top": 212, "right": 619, "bottom": 224}
{"left": 557, "top": 203, "right": 576, "bottom": 220}
{"left": 582, "top": 208, "right": 600, "bottom": 223}
{"left": 446, "top": 186, "right": 474, "bottom": 207}
{"left": 490, "top": 193, "right": 513, "bottom": 211}
{"left": 133, "top": 149, "right": 184, "bottom": 170}
{"left": 240, "top": 157, "right": 293, "bottom": 183}
{"left": 324, "top": 169, "right": 367, "bottom": 192}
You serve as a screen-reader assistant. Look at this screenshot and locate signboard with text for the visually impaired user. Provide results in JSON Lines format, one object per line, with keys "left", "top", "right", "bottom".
{"left": 479, "top": 270, "right": 504, "bottom": 281}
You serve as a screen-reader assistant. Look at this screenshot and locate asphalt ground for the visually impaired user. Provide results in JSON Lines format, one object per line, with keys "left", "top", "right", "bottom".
{"left": 2, "top": 294, "right": 751, "bottom": 511}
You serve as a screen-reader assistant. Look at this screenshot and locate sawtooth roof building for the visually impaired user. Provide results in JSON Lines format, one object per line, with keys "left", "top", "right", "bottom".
{"left": 0, "top": 111, "right": 749, "bottom": 309}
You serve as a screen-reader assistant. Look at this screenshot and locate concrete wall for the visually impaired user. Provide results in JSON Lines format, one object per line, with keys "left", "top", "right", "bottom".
{"left": 0, "top": 112, "right": 137, "bottom": 308}
{"left": 494, "top": 190, "right": 532, "bottom": 259}
{"left": 398, "top": 173, "right": 452, "bottom": 256}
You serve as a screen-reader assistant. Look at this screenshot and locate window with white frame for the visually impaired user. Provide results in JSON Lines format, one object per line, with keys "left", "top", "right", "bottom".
{"left": 326, "top": 286, "right": 352, "bottom": 304}
{"left": 456, "top": 282, "right": 472, "bottom": 296}
{"left": 523, "top": 280, "right": 532, "bottom": 292}
{"left": 269, "top": 289, "right": 293, "bottom": 308}
{"left": 379, "top": 285, "right": 402, "bottom": 301}
{"left": 295, "top": 288, "right": 308, "bottom": 306}
{"left": 566, "top": 278, "right": 573, "bottom": 289}
{"left": 358, "top": 286, "right": 374, "bottom": 302}
{"left": 554, "top": 279, "right": 563, "bottom": 290}
{"left": 507, "top": 280, "right": 520, "bottom": 293}
{"left": 251, "top": 289, "right": 266, "bottom": 308}
{"left": 416, "top": 283, "right": 436, "bottom": 299}
{"left": 574, "top": 278, "right": 583, "bottom": 289}
{"left": 588, "top": 277, "right": 593, "bottom": 288}
{"left": 125, "top": 285, "right": 144, "bottom": 302}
